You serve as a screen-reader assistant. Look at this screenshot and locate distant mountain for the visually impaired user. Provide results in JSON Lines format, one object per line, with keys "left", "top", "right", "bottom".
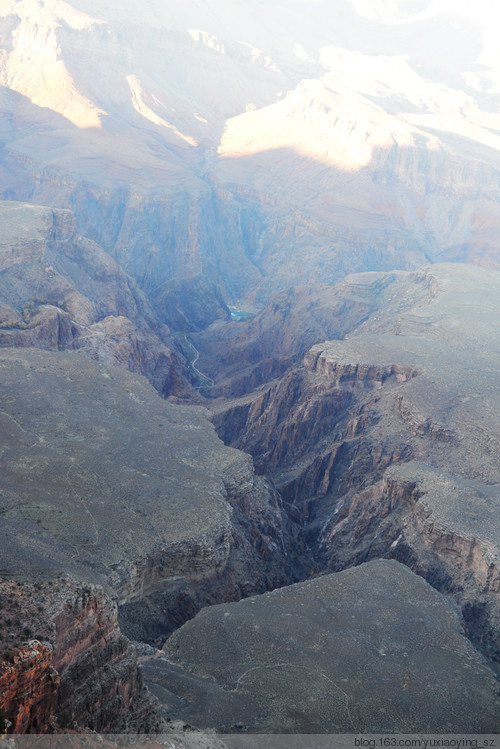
{"left": 1, "top": 0, "right": 500, "bottom": 325}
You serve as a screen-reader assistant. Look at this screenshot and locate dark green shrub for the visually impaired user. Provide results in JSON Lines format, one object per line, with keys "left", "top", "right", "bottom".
{"left": 57, "top": 713, "right": 74, "bottom": 730}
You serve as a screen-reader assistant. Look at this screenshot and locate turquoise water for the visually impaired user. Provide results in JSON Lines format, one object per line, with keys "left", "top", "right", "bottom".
{"left": 229, "top": 308, "right": 254, "bottom": 321}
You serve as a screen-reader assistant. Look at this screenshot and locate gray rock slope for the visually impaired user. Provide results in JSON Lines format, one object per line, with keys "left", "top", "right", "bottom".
{"left": 0, "top": 347, "right": 301, "bottom": 640}
{"left": 0, "top": 201, "right": 191, "bottom": 397}
{"left": 212, "top": 264, "right": 500, "bottom": 662}
{"left": 2, "top": 2, "right": 500, "bottom": 328}
{"left": 147, "top": 559, "right": 500, "bottom": 733}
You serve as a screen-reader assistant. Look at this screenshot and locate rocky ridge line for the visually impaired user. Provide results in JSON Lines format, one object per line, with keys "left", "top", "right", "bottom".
{"left": 208, "top": 265, "right": 500, "bottom": 670}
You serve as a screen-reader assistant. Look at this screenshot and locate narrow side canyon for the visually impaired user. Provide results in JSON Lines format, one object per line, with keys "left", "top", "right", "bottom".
{"left": 1, "top": 257, "right": 499, "bottom": 733}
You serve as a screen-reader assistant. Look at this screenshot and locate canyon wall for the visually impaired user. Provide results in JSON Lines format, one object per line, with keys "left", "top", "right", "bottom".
{"left": 156, "top": 559, "right": 500, "bottom": 733}
{"left": 0, "top": 579, "right": 161, "bottom": 733}
{"left": 0, "top": 347, "right": 305, "bottom": 731}
{"left": 2, "top": 2, "right": 500, "bottom": 332}
{"left": 0, "top": 202, "right": 193, "bottom": 398}
{"left": 211, "top": 265, "right": 500, "bottom": 666}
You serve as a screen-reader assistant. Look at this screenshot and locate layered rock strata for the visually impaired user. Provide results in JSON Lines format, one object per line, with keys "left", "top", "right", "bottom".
{"left": 211, "top": 265, "right": 500, "bottom": 665}
{"left": 0, "top": 578, "right": 162, "bottom": 733}
{"left": 0, "top": 346, "right": 305, "bottom": 730}
{"left": 322, "top": 465, "right": 500, "bottom": 662}
{"left": 0, "top": 642, "right": 59, "bottom": 734}
{"left": 2, "top": 2, "right": 500, "bottom": 322}
{"left": 0, "top": 202, "right": 192, "bottom": 398}
{"left": 196, "top": 267, "right": 439, "bottom": 397}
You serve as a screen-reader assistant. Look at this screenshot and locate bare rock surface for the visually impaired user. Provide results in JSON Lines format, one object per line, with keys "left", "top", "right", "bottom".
{"left": 194, "top": 267, "right": 437, "bottom": 397}
{"left": 148, "top": 559, "right": 500, "bottom": 733}
{"left": 0, "top": 345, "right": 307, "bottom": 731}
{"left": 212, "top": 264, "right": 500, "bottom": 665}
{"left": 0, "top": 348, "right": 302, "bottom": 635}
{"left": 0, "top": 201, "right": 192, "bottom": 397}
{"left": 0, "top": 640, "right": 59, "bottom": 733}
{"left": 0, "top": 577, "right": 163, "bottom": 733}
{"left": 214, "top": 264, "right": 500, "bottom": 489}
{"left": 2, "top": 2, "right": 500, "bottom": 322}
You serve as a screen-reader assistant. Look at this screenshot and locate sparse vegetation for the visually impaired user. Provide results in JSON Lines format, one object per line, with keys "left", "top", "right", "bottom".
{"left": 0, "top": 298, "right": 69, "bottom": 330}
{"left": 57, "top": 713, "right": 74, "bottom": 730}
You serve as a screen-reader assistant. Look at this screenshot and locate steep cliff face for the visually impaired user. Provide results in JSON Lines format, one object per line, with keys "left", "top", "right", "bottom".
{"left": 0, "top": 201, "right": 192, "bottom": 398}
{"left": 194, "top": 268, "right": 440, "bottom": 397}
{"left": 0, "top": 345, "right": 304, "bottom": 607}
{"left": 117, "top": 450, "right": 309, "bottom": 643}
{"left": 319, "top": 465, "right": 500, "bottom": 662}
{"left": 156, "top": 560, "right": 500, "bottom": 733}
{"left": 212, "top": 140, "right": 500, "bottom": 304}
{"left": 211, "top": 265, "right": 500, "bottom": 667}
{"left": 0, "top": 643, "right": 59, "bottom": 734}
{"left": 52, "top": 583, "right": 161, "bottom": 732}
{"left": 213, "top": 346, "right": 418, "bottom": 505}
{"left": 0, "top": 578, "right": 162, "bottom": 733}
{"left": 2, "top": 2, "right": 500, "bottom": 730}
{"left": 0, "top": 259, "right": 499, "bottom": 732}
{"left": 0, "top": 346, "right": 308, "bottom": 730}
{"left": 2, "top": 2, "right": 500, "bottom": 327}
{"left": 5, "top": 145, "right": 500, "bottom": 324}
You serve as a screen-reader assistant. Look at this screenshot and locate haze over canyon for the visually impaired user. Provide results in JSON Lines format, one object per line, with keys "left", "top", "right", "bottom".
{"left": 0, "top": 0, "right": 499, "bottom": 738}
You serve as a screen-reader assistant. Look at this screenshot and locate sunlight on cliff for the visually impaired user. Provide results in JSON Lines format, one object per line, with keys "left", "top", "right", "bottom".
{"left": 219, "top": 44, "right": 500, "bottom": 171}
{"left": 0, "top": 53, "right": 105, "bottom": 128}
{"left": 127, "top": 74, "right": 198, "bottom": 147}
{"left": 0, "top": 11, "right": 105, "bottom": 129}
{"left": 218, "top": 73, "right": 437, "bottom": 172}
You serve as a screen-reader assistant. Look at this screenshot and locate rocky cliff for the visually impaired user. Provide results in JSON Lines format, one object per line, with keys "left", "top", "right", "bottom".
{"left": 1, "top": 264, "right": 500, "bottom": 733}
{"left": 0, "top": 578, "right": 162, "bottom": 733}
{"left": 2, "top": 2, "right": 500, "bottom": 733}
{"left": 193, "top": 267, "right": 439, "bottom": 397}
{"left": 0, "top": 202, "right": 192, "bottom": 398}
{"left": 0, "top": 346, "right": 306, "bottom": 730}
{"left": 1, "top": 2, "right": 500, "bottom": 330}
{"left": 211, "top": 264, "right": 500, "bottom": 668}
{"left": 52, "top": 582, "right": 161, "bottom": 732}
{"left": 0, "top": 642, "right": 59, "bottom": 734}
{"left": 319, "top": 465, "right": 500, "bottom": 661}
{"left": 153, "top": 560, "right": 500, "bottom": 733}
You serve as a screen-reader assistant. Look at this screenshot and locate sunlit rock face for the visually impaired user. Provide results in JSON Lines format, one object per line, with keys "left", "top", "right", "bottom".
{"left": 1, "top": 1, "right": 500, "bottom": 323}
{"left": 0, "top": 578, "right": 163, "bottom": 733}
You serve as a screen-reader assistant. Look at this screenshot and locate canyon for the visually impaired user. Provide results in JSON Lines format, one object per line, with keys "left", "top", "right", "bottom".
{"left": 207, "top": 264, "right": 500, "bottom": 666}
{"left": 0, "top": 0, "right": 500, "bottom": 737}
{"left": 2, "top": 1, "right": 500, "bottom": 325}
{"left": 141, "top": 262, "right": 500, "bottom": 733}
{"left": 0, "top": 231, "right": 499, "bottom": 732}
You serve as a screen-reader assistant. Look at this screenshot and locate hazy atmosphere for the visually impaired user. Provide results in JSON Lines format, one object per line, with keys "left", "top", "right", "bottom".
{"left": 0, "top": 0, "right": 499, "bottom": 739}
